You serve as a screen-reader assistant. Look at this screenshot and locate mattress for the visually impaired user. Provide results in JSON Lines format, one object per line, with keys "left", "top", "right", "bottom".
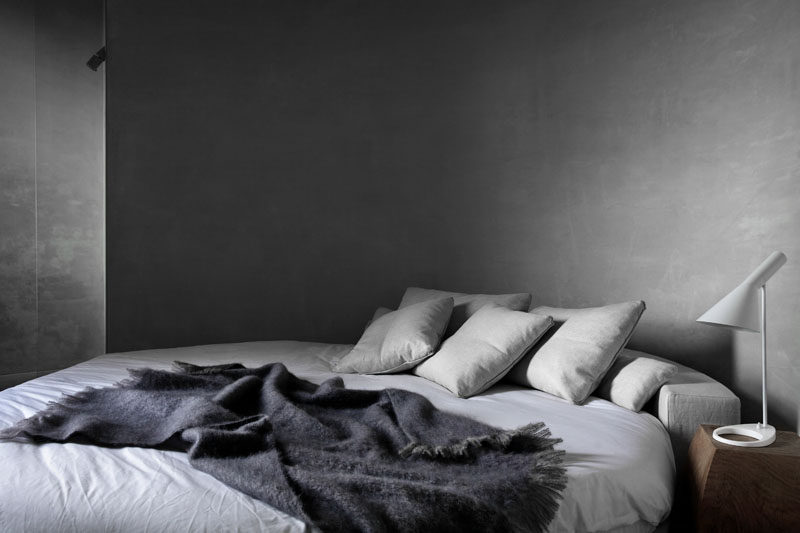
{"left": 0, "top": 341, "right": 674, "bottom": 533}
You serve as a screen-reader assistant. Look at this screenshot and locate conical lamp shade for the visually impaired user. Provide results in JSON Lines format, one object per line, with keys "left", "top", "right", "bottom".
{"left": 696, "top": 251, "right": 786, "bottom": 332}
{"left": 697, "top": 282, "right": 760, "bottom": 332}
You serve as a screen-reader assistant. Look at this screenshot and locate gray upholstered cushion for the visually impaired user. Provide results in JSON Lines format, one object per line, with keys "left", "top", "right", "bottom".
{"left": 333, "top": 298, "right": 453, "bottom": 374}
{"left": 628, "top": 349, "right": 740, "bottom": 473}
{"left": 398, "top": 287, "right": 531, "bottom": 337}
{"left": 595, "top": 351, "right": 677, "bottom": 411}
{"left": 507, "top": 301, "right": 646, "bottom": 404}
{"left": 413, "top": 305, "right": 553, "bottom": 398}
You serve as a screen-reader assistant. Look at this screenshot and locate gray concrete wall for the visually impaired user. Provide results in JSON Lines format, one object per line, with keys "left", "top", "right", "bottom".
{"left": 435, "top": 0, "right": 800, "bottom": 430}
{"left": 0, "top": 0, "right": 104, "bottom": 389}
{"left": 106, "top": 1, "right": 800, "bottom": 430}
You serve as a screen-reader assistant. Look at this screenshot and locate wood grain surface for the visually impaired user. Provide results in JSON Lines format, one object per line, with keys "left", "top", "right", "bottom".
{"left": 689, "top": 424, "right": 800, "bottom": 532}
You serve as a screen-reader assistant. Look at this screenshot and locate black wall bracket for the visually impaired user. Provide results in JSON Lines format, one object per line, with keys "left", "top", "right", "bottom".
{"left": 86, "top": 46, "right": 106, "bottom": 71}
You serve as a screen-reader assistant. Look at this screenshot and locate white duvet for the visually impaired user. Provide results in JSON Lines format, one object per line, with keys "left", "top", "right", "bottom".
{"left": 0, "top": 341, "right": 674, "bottom": 533}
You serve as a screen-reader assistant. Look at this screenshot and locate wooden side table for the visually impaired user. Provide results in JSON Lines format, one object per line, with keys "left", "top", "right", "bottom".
{"left": 688, "top": 424, "right": 800, "bottom": 532}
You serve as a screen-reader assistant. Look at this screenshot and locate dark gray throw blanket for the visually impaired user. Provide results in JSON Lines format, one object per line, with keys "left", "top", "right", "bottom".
{"left": 1, "top": 362, "right": 566, "bottom": 532}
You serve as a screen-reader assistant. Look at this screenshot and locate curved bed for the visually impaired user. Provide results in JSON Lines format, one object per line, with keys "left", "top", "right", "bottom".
{"left": 0, "top": 341, "right": 738, "bottom": 532}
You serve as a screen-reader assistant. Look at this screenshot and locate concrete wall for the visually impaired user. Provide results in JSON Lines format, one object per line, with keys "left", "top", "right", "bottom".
{"left": 435, "top": 0, "right": 800, "bottom": 430}
{"left": 106, "top": 1, "right": 800, "bottom": 430}
{"left": 0, "top": 0, "right": 105, "bottom": 389}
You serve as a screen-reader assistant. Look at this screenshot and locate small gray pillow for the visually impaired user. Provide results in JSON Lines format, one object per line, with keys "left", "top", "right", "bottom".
{"left": 333, "top": 298, "right": 453, "bottom": 375}
{"left": 595, "top": 349, "right": 677, "bottom": 411}
{"left": 507, "top": 301, "right": 646, "bottom": 404}
{"left": 398, "top": 287, "right": 531, "bottom": 337}
{"left": 413, "top": 305, "right": 554, "bottom": 398}
{"left": 365, "top": 307, "right": 393, "bottom": 328}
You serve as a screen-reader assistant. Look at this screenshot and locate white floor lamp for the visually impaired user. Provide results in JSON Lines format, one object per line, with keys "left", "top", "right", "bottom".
{"left": 697, "top": 251, "right": 787, "bottom": 447}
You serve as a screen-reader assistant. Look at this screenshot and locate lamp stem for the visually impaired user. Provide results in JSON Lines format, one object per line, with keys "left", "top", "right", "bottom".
{"left": 760, "top": 284, "right": 767, "bottom": 427}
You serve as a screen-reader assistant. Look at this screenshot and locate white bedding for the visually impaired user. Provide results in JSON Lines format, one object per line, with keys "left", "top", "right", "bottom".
{"left": 0, "top": 341, "right": 674, "bottom": 533}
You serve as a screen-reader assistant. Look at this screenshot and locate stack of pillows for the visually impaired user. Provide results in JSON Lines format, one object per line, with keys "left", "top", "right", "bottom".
{"left": 332, "top": 287, "right": 677, "bottom": 411}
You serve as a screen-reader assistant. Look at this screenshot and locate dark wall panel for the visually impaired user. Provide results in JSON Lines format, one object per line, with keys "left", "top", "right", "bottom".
{"left": 105, "top": 1, "right": 469, "bottom": 350}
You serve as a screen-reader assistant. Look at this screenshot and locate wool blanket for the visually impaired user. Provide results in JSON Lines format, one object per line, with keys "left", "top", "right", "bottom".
{"left": 0, "top": 362, "right": 566, "bottom": 532}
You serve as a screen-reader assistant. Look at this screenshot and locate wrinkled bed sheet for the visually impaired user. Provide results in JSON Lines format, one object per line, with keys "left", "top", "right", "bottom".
{"left": 0, "top": 341, "right": 674, "bottom": 533}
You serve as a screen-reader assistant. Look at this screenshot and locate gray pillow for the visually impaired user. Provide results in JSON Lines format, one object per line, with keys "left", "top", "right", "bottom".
{"left": 595, "top": 349, "right": 677, "bottom": 411}
{"left": 333, "top": 298, "right": 453, "bottom": 375}
{"left": 413, "top": 305, "right": 554, "bottom": 398}
{"left": 507, "top": 301, "right": 646, "bottom": 404}
{"left": 365, "top": 307, "right": 393, "bottom": 328}
{"left": 398, "top": 287, "right": 531, "bottom": 337}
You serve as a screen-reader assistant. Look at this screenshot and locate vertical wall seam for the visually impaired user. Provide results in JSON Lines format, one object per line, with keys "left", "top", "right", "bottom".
{"left": 32, "top": 0, "right": 39, "bottom": 375}
{"left": 103, "top": 0, "right": 108, "bottom": 354}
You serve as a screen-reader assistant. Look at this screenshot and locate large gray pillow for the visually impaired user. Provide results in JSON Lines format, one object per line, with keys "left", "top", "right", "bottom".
{"left": 398, "top": 287, "right": 531, "bottom": 337}
{"left": 507, "top": 301, "right": 646, "bottom": 404}
{"left": 413, "top": 305, "right": 554, "bottom": 398}
{"left": 595, "top": 349, "right": 677, "bottom": 411}
{"left": 333, "top": 298, "right": 453, "bottom": 375}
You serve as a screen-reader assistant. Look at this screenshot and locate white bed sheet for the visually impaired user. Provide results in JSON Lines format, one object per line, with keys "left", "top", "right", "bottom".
{"left": 0, "top": 341, "right": 674, "bottom": 533}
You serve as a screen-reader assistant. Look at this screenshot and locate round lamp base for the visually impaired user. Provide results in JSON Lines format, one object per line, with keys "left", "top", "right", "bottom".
{"left": 712, "top": 423, "right": 776, "bottom": 447}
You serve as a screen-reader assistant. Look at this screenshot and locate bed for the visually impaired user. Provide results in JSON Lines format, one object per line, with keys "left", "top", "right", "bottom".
{"left": 0, "top": 340, "right": 739, "bottom": 532}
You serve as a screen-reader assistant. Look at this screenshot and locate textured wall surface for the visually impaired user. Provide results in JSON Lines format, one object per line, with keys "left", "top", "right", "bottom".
{"left": 0, "top": 0, "right": 104, "bottom": 389}
{"left": 0, "top": 0, "right": 37, "bottom": 386}
{"left": 106, "top": 1, "right": 799, "bottom": 430}
{"left": 434, "top": 0, "right": 800, "bottom": 430}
